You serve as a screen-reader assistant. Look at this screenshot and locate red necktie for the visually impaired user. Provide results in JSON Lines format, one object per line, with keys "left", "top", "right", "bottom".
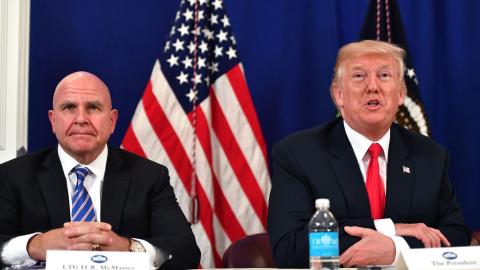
{"left": 366, "top": 143, "right": 385, "bottom": 219}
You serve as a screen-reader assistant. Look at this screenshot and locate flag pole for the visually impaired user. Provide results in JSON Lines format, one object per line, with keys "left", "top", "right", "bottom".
{"left": 189, "top": 0, "right": 200, "bottom": 224}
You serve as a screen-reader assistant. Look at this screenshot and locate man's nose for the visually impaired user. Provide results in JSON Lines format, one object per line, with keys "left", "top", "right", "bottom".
{"left": 366, "top": 75, "right": 379, "bottom": 93}
{"left": 75, "top": 108, "right": 88, "bottom": 124}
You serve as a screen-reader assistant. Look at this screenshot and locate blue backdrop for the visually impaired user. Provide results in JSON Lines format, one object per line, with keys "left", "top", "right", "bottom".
{"left": 29, "top": 1, "right": 480, "bottom": 230}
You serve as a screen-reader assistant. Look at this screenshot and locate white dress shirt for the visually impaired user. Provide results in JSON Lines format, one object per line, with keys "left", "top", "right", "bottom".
{"left": 343, "top": 121, "right": 410, "bottom": 264}
{"left": 0, "top": 145, "right": 166, "bottom": 269}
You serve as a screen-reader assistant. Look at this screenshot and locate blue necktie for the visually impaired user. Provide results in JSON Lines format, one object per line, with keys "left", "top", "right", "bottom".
{"left": 71, "top": 167, "right": 97, "bottom": 222}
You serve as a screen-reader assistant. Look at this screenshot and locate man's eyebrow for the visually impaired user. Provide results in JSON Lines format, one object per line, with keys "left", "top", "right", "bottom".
{"left": 58, "top": 101, "right": 77, "bottom": 108}
{"left": 377, "top": 64, "right": 393, "bottom": 70}
{"left": 348, "top": 64, "right": 365, "bottom": 70}
{"left": 348, "top": 64, "right": 393, "bottom": 70}
{"left": 87, "top": 100, "right": 103, "bottom": 107}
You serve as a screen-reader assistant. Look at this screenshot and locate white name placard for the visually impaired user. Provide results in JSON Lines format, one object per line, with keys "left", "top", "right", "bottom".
{"left": 396, "top": 246, "right": 480, "bottom": 270}
{"left": 46, "top": 250, "right": 149, "bottom": 270}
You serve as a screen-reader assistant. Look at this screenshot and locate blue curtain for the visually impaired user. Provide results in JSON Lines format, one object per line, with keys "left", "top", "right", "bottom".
{"left": 29, "top": 0, "right": 480, "bottom": 230}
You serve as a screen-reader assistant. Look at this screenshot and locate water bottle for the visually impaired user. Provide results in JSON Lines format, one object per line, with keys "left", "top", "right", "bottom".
{"left": 308, "top": 198, "right": 339, "bottom": 270}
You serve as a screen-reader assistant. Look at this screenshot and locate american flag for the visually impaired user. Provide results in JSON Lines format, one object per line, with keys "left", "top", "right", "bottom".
{"left": 121, "top": 0, "right": 271, "bottom": 267}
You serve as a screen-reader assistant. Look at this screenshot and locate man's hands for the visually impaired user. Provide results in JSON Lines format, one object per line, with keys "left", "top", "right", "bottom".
{"left": 340, "top": 223, "right": 450, "bottom": 267}
{"left": 27, "top": 222, "right": 130, "bottom": 261}
{"left": 63, "top": 222, "right": 130, "bottom": 252}
{"left": 394, "top": 223, "right": 450, "bottom": 248}
{"left": 339, "top": 226, "right": 396, "bottom": 267}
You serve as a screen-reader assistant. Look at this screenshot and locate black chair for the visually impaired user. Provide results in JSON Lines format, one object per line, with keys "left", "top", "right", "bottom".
{"left": 222, "top": 233, "right": 276, "bottom": 268}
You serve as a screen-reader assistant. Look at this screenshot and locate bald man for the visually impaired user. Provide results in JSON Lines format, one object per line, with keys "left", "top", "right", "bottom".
{"left": 0, "top": 72, "right": 200, "bottom": 269}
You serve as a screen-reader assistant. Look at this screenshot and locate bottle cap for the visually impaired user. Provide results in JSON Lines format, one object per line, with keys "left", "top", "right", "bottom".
{"left": 315, "top": 198, "right": 330, "bottom": 209}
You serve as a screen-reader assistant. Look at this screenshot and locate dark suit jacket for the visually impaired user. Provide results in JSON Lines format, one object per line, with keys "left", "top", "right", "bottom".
{"left": 267, "top": 118, "right": 471, "bottom": 268}
{"left": 0, "top": 146, "right": 200, "bottom": 269}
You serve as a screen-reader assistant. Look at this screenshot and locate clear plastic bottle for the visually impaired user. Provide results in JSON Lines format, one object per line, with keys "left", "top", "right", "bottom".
{"left": 308, "top": 198, "right": 339, "bottom": 270}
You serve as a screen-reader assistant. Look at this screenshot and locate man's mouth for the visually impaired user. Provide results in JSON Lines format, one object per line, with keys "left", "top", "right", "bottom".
{"left": 367, "top": 100, "right": 380, "bottom": 106}
{"left": 69, "top": 132, "right": 95, "bottom": 136}
{"left": 366, "top": 99, "right": 382, "bottom": 108}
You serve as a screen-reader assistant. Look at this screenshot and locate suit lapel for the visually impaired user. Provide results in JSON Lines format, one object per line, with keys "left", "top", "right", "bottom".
{"left": 37, "top": 149, "right": 71, "bottom": 228}
{"left": 101, "top": 148, "right": 131, "bottom": 232}
{"left": 385, "top": 125, "right": 414, "bottom": 220}
{"left": 328, "top": 120, "right": 372, "bottom": 217}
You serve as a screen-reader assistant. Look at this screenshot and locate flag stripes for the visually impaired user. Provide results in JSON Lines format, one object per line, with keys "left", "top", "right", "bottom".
{"left": 197, "top": 96, "right": 265, "bottom": 233}
{"left": 226, "top": 65, "right": 268, "bottom": 161}
{"left": 189, "top": 106, "right": 248, "bottom": 241}
{"left": 209, "top": 90, "right": 268, "bottom": 226}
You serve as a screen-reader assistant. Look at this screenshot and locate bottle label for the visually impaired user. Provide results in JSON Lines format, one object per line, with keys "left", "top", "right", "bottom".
{"left": 309, "top": 232, "right": 339, "bottom": 257}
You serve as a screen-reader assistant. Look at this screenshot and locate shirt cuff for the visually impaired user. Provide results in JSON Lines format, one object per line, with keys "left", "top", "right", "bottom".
{"left": 133, "top": 238, "right": 171, "bottom": 270}
{"left": 374, "top": 218, "right": 396, "bottom": 236}
{"left": 0, "top": 233, "right": 39, "bottom": 266}
{"left": 374, "top": 218, "right": 410, "bottom": 264}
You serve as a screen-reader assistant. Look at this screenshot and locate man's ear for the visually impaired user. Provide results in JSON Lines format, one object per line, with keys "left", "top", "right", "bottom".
{"left": 48, "top": 110, "right": 55, "bottom": 133}
{"left": 398, "top": 83, "right": 406, "bottom": 105}
{"left": 110, "top": 109, "right": 119, "bottom": 134}
{"left": 332, "top": 83, "right": 344, "bottom": 107}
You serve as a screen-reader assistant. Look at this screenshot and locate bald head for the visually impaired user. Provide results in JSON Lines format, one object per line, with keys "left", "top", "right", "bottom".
{"left": 49, "top": 71, "right": 118, "bottom": 164}
{"left": 53, "top": 71, "right": 112, "bottom": 109}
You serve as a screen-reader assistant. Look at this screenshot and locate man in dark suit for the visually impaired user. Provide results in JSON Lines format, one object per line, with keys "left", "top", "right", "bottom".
{"left": 267, "top": 40, "right": 471, "bottom": 268}
{"left": 0, "top": 71, "right": 200, "bottom": 269}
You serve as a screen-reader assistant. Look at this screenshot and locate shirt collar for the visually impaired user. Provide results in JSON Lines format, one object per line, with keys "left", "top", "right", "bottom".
{"left": 343, "top": 120, "right": 390, "bottom": 161}
{"left": 57, "top": 145, "right": 108, "bottom": 181}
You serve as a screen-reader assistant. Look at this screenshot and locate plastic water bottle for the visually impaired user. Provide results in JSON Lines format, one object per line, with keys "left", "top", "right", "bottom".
{"left": 308, "top": 198, "right": 339, "bottom": 270}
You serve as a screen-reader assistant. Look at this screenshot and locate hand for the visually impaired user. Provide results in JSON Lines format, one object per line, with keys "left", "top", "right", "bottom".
{"left": 339, "top": 226, "right": 395, "bottom": 267}
{"left": 63, "top": 222, "right": 130, "bottom": 251}
{"left": 394, "top": 223, "right": 450, "bottom": 248}
{"left": 27, "top": 227, "right": 72, "bottom": 261}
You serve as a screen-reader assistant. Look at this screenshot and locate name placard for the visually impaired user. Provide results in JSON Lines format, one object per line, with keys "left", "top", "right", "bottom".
{"left": 396, "top": 246, "right": 480, "bottom": 270}
{"left": 46, "top": 250, "right": 149, "bottom": 270}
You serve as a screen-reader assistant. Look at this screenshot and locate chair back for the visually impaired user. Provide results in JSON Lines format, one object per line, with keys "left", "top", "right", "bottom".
{"left": 222, "top": 233, "right": 275, "bottom": 268}
{"left": 471, "top": 230, "right": 480, "bottom": 245}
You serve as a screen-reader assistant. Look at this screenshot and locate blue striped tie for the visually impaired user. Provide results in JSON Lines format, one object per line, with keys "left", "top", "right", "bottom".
{"left": 71, "top": 167, "right": 97, "bottom": 222}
